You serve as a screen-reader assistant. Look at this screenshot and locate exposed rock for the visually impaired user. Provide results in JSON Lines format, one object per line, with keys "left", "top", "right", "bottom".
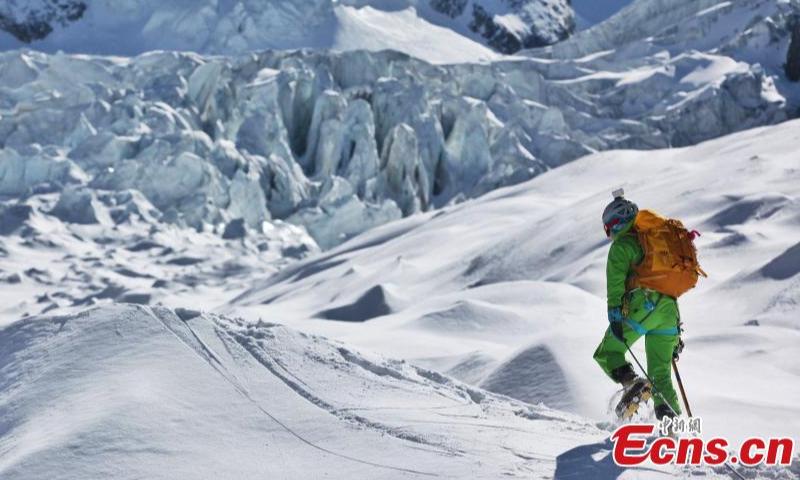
{"left": 0, "top": 0, "right": 86, "bottom": 43}
{"left": 50, "top": 187, "right": 111, "bottom": 225}
{"left": 222, "top": 218, "right": 247, "bottom": 240}
{"left": 429, "top": 0, "right": 574, "bottom": 54}
{"left": 429, "top": 0, "right": 467, "bottom": 18}
{"left": 787, "top": 15, "right": 800, "bottom": 82}
{"left": 0, "top": 204, "right": 33, "bottom": 235}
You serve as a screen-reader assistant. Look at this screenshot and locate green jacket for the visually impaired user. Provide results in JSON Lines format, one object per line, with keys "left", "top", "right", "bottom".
{"left": 597, "top": 221, "right": 682, "bottom": 413}
{"left": 606, "top": 231, "right": 643, "bottom": 308}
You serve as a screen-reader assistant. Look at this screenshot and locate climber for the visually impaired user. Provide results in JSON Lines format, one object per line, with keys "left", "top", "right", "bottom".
{"left": 593, "top": 189, "right": 692, "bottom": 421}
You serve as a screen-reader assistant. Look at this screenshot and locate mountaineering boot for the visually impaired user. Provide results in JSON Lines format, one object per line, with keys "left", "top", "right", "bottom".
{"left": 615, "top": 377, "right": 652, "bottom": 419}
{"left": 655, "top": 403, "right": 679, "bottom": 439}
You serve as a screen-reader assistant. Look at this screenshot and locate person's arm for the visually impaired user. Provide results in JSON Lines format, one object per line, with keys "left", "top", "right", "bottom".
{"left": 606, "top": 235, "right": 640, "bottom": 308}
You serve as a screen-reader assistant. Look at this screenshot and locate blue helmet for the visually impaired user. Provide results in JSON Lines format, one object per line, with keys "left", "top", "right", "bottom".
{"left": 603, "top": 189, "right": 638, "bottom": 237}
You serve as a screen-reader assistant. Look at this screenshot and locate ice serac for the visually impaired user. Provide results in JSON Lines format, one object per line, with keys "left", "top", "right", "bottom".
{"left": 50, "top": 186, "right": 111, "bottom": 225}
{"left": 378, "top": 123, "right": 429, "bottom": 216}
{"left": 0, "top": 0, "right": 797, "bottom": 248}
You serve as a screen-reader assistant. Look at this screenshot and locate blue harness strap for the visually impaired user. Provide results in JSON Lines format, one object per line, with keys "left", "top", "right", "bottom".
{"left": 623, "top": 290, "right": 679, "bottom": 336}
{"left": 624, "top": 318, "right": 679, "bottom": 336}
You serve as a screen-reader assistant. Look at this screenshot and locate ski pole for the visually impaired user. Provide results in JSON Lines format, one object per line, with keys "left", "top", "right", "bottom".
{"left": 672, "top": 359, "right": 693, "bottom": 418}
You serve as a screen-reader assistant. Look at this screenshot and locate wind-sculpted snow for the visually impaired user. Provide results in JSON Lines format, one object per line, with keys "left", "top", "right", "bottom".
{"left": 0, "top": 1, "right": 795, "bottom": 249}
{"left": 0, "top": 304, "right": 613, "bottom": 479}
{"left": 4, "top": 305, "right": 790, "bottom": 478}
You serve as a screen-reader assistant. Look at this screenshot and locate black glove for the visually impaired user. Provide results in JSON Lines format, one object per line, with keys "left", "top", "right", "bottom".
{"left": 673, "top": 338, "right": 685, "bottom": 361}
{"left": 608, "top": 307, "right": 625, "bottom": 342}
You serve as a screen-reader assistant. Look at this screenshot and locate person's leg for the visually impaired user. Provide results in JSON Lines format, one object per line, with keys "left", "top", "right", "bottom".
{"left": 645, "top": 333, "right": 682, "bottom": 416}
{"left": 636, "top": 295, "right": 682, "bottom": 416}
{"left": 593, "top": 322, "right": 642, "bottom": 383}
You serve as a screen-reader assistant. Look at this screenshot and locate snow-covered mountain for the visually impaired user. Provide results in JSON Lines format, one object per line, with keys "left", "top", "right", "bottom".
{"left": 349, "top": 0, "right": 576, "bottom": 53}
{"left": 0, "top": 0, "right": 573, "bottom": 60}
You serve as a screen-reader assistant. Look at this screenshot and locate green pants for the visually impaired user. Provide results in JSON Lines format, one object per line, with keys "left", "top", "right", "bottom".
{"left": 594, "top": 290, "right": 682, "bottom": 414}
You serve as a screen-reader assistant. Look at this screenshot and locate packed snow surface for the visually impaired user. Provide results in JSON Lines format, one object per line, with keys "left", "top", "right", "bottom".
{"left": 5, "top": 115, "right": 799, "bottom": 480}
{"left": 0, "top": 304, "right": 613, "bottom": 479}
{"left": 2, "top": 305, "right": 793, "bottom": 479}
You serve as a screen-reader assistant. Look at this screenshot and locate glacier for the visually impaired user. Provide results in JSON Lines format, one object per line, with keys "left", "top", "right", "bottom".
{"left": 0, "top": 0, "right": 796, "bottom": 251}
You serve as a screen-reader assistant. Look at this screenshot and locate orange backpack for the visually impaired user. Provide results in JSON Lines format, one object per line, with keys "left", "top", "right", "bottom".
{"left": 627, "top": 210, "right": 707, "bottom": 298}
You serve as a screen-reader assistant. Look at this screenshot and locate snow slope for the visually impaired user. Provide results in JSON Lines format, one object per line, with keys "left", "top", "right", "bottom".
{"left": 332, "top": 5, "right": 500, "bottom": 64}
{"left": 0, "top": 188, "right": 319, "bottom": 324}
{"left": 229, "top": 118, "right": 800, "bottom": 450}
{"left": 3, "top": 305, "right": 792, "bottom": 479}
{"left": 0, "top": 304, "right": 612, "bottom": 479}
